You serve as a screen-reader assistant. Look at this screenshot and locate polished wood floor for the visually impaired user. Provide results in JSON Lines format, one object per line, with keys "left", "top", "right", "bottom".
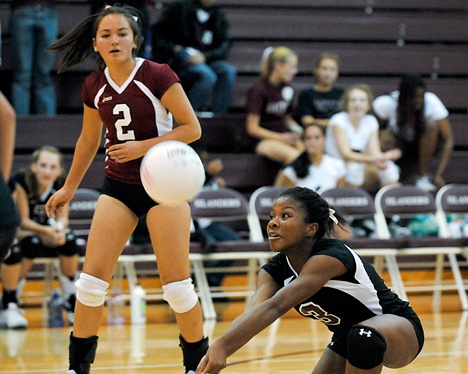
{"left": 1, "top": 293, "right": 467, "bottom": 373}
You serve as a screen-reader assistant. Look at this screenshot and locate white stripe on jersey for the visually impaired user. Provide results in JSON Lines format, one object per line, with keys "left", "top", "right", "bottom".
{"left": 134, "top": 80, "right": 173, "bottom": 136}
{"left": 104, "top": 58, "right": 145, "bottom": 94}
{"left": 323, "top": 246, "right": 383, "bottom": 315}
{"left": 94, "top": 84, "right": 107, "bottom": 109}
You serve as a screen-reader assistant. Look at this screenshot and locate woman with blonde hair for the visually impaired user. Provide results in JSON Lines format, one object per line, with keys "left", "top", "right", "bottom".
{"left": 325, "top": 85, "right": 401, "bottom": 191}
{"left": 245, "top": 46, "right": 304, "bottom": 166}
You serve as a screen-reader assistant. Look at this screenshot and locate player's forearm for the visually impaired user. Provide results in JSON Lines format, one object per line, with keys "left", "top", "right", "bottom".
{"left": 64, "top": 135, "right": 100, "bottom": 191}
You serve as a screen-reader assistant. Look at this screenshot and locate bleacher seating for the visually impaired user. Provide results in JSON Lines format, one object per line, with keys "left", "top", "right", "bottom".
{"left": 1, "top": 1, "right": 467, "bottom": 113}
{"left": 3, "top": 1, "right": 468, "bottom": 312}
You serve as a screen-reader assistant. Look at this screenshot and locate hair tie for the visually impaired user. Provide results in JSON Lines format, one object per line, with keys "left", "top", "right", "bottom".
{"left": 104, "top": 4, "right": 138, "bottom": 21}
{"left": 329, "top": 208, "right": 338, "bottom": 225}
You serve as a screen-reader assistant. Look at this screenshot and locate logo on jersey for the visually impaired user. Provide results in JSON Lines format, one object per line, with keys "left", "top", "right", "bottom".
{"left": 102, "top": 96, "right": 113, "bottom": 102}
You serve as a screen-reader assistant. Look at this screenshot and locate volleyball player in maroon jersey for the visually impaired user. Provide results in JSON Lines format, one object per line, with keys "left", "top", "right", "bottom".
{"left": 45, "top": 5, "right": 207, "bottom": 374}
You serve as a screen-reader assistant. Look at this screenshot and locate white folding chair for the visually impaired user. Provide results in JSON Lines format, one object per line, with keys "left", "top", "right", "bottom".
{"left": 375, "top": 184, "right": 467, "bottom": 310}
{"left": 190, "top": 187, "right": 273, "bottom": 305}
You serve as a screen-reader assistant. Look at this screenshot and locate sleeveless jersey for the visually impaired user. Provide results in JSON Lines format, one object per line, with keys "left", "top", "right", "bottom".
{"left": 12, "top": 171, "right": 62, "bottom": 226}
{"left": 262, "top": 238, "right": 414, "bottom": 336}
{"left": 81, "top": 58, "right": 180, "bottom": 185}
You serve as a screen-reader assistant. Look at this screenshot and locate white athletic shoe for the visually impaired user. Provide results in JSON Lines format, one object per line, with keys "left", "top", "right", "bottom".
{"left": 415, "top": 175, "right": 436, "bottom": 192}
{"left": 66, "top": 371, "right": 77, "bottom": 374}
{"left": 185, "top": 371, "right": 196, "bottom": 374}
{"left": 0, "top": 303, "right": 28, "bottom": 329}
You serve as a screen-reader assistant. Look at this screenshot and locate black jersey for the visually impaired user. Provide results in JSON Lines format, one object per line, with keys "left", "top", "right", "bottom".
{"left": 262, "top": 238, "right": 414, "bottom": 336}
{"left": 12, "top": 171, "right": 62, "bottom": 226}
{"left": 0, "top": 173, "right": 19, "bottom": 227}
{"left": 297, "top": 87, "right": 344, "bottom": 120}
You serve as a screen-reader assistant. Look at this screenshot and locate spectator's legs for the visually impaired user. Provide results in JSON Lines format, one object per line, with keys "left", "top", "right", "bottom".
{"left": 418, "top": 124, "right": 438, "bottom": 177}
{"left": 1, "top": 262, "right": 21, "bottom": 308}
{"left": 10, "top": 7, "right": 35, "bottom": 115}
{"left": 32, "top": 7, "right": 57, "bottom": 115}
{"left": 256, "top": 139, "right": 302, "bottom": 165}
{"left": 185, "top": 63, "right": 217, "bottom": 112}
{"left": 209, "top": 61, "right": 236, "bottom": 113}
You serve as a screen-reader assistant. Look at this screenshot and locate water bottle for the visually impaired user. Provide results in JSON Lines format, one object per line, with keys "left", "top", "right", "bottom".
{"left": 107, "top": 289, "right": 125, "bottom": 326}
{"left": 130, "top": 284, "right": 146, "bottom": 325}
{"left": 48, "top": 290, "right": 65, "bottom": 328}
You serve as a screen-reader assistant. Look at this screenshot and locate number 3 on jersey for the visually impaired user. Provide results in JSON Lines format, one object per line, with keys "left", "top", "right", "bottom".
{"left": 114, "top": 103, "right": 135, "bottom": 141}
{"left": 299, "top": 302, "right": 341, "bottom": 325}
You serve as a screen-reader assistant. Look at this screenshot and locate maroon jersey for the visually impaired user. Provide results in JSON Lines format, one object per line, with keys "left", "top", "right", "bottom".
{"left": 246, "top": 78, "right": 294, "bottom": 133}
{"left": 81, "top": 58, "right": 179, "bottom": 185}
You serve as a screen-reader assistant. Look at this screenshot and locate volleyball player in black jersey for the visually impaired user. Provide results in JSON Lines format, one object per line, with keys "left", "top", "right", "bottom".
{"left": 197, "top": 187, "right": 424, "bottom": 374}
{"left": 0, "top": 90, "right": 18, "bottom": 263}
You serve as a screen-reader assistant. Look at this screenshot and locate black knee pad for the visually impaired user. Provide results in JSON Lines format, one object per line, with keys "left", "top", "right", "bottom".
{"left": 20, "top": 236, "right": 43, "bottom": 259}
{"left": 347, "top": 324, "right": 387, "bottom": 370}
{"left": 3, "top": 243, "right": 22, "bottom": 265}
{"left": 57, "top": 233, "right": 79, "bottom": 257}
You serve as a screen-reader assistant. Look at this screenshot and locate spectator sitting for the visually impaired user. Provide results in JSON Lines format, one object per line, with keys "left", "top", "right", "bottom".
{"left": 275, "top": 123, "right": 346, "bottom": 191}
{"left": 152, "top": 0, "right": 236, "bottom": 114}
{"left": 325, "top": 85, "right": 402, "bottom": 192}
{"left": 373, "top": 74, "right": 453, "bottom": 191}
{"left": 10, "top": 0, "right": 57, "bottom": 115}
{"left": 0, "top": 146, "right": 80, "bottom": 329}
{"left": 246, "top": 46, "right": 304, "bottom": 168}
{"left": 297, "top": 53, "right": 344, "bottom": 128}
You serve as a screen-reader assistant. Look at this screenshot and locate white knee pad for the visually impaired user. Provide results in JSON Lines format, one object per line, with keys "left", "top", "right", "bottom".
{"left": 379, "top": 161, "right": 400, "bottom": 185}
{"left": 162, "top": 278, "right": 198, "bottom": 314}
{"left": 345, "top": 162, "right": 365, "bottom": 187}
{"left": 75, "top": 273, "right": 109, "bottom": 307}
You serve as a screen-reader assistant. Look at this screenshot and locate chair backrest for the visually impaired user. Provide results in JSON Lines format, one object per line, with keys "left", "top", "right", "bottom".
{"left": 247, "top": 186, "right": 288, "bottom": 242}
{"left": 190, "top": 187, "right": 250, "bottom": 221}
{"left": 435, "top": 184, "right": 468, "bottom": 237}
{"left": 374, "top": 184, "right": 436, "bottom": 238}
{"left": 68, "top": 188, "right": 100, "bottom": 238}
{"left": 320, "top": 186, "right": 376, "bottom": 218}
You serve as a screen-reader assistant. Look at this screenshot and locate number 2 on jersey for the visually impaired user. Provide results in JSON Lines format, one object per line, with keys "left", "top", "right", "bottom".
{"left": 114, "top": 103, "right": 135, "bottom": 141}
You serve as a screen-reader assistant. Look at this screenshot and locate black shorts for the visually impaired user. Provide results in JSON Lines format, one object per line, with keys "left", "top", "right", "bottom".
{"left": 101, "top": 177, "right": 157, "bottom": 217}
{"left": 327, "top": 311, "right": 425, "bottom": 360}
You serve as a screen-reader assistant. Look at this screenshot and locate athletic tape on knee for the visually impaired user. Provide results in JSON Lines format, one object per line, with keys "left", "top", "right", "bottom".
{"left": 162, "top": 278, "right": 198, "bottom": 314}
{"left": 75, "top": 273, "right": 109, "bottom": 307}
{"left": 347, "top": 324, "right": 387, "bottom": 370}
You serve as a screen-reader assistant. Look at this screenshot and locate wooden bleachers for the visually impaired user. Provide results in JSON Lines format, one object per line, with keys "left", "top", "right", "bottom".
{"left": 3, "top": 1, "right": 468, "bottom": 192}
{"left": 1, "top": 1, "right": 467, "bottom": 113}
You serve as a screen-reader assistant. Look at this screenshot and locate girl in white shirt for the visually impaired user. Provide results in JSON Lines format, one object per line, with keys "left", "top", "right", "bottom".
{"left": 325, "top": 85, "right": 401, "bottom": 190}
{"left": 275, "top": 124, "right": 346, "bottom": 191}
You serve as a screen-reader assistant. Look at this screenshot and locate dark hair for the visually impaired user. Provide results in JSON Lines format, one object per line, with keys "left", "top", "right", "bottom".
{"left": 278, "top": 187, "right": 347, "bottom": 240}
{"left": 289, "top": 124, "right": 325, "bottom": 179}
{"left": 48, "top": 5, "right": 143, "bottom": 73}
{"left": 397, "top": 74, "right": 426, "bottom": 139}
